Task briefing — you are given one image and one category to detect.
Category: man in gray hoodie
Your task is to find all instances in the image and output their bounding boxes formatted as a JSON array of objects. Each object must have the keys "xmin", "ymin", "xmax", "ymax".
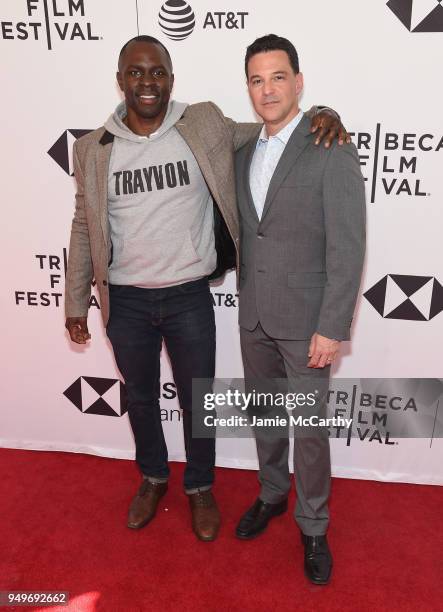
[{"xmin": 65, "ymin": 35, "xmax": 347, "ymax": 542}]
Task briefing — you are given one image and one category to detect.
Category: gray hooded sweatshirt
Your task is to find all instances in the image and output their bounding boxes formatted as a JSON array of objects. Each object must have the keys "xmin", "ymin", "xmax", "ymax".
[{"xmin": 104, "ymin": 100, "xmax": 216, "ymax": 288}]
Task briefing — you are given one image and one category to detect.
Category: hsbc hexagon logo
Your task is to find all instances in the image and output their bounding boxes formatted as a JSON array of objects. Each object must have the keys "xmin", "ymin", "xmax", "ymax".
[
  {"xmin": 387, "ymin": 0, "xmax": 443, "ymax": 32},
  {"xmin": 47, "ymin": 129, "xmax": 91, "ymax": 175},
  {"xmin": 364, "ymin": 274, "xmax": 443, "ymax": 321},
  {"xmin": 64, "ymin": 377, "xmax": 127, "ymax": 417}
]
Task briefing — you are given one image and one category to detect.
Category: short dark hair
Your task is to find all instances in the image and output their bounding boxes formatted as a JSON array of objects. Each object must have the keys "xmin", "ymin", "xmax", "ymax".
[
  {"xmin": 118, "ymin": 35, "xmax": 172, "ymax": 70},
  {"xmin": 245, "ymin": 34, "xmax": 299, "ymax": 78}
]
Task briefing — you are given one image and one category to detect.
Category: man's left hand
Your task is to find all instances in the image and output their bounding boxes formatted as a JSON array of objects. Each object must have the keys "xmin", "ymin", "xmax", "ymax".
[
  {"xmin": 307, "ymin": 333, "xmax": 340, "ymax": 368},
  {"xmin": 310, "ymin": 110, "xmax": 351, "ymax": 148}
]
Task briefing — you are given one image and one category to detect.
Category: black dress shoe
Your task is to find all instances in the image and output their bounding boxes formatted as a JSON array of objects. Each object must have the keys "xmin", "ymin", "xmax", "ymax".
[
  {"xmin": 236, "ymin": 498, "xmax": 288, "ymax": 540},
  {"xmin": 301, "ymin": 533, "xmax": 333, "ymax": 585}
]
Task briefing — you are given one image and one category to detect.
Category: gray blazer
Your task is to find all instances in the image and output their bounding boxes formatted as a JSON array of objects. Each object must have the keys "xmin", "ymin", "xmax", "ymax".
[
  {"xmin": 236, "ymin": 114, "xmax": 366, "ymax": 341},
  {"xmin": 65, "ymin": 102, "xmax": 261, "ymax": 326}
]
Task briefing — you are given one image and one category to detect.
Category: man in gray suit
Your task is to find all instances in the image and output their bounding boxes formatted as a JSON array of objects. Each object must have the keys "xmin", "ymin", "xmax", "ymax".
[
  {"xmin": 65, "ymin": 35, "xmax": 346, "ymax": 543},
  {"xmin": 235, "ymin": 35, "xmax": 366, "ymax": 583}
]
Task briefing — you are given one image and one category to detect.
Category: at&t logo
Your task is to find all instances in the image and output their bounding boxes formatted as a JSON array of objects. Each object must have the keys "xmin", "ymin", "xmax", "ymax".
[
  {"xmin": 157, "ymin": 0, "xmax": 248, "ymax": 41},
  {"xmin": 158, "ymin": 0, "xmax": 195, "ymax": 41}
]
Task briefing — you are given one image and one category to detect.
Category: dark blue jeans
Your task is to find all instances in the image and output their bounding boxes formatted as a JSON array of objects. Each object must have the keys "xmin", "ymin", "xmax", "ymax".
[{"xmin": 106, "ymin": 278, "xmax": 216, "ymax": 491}]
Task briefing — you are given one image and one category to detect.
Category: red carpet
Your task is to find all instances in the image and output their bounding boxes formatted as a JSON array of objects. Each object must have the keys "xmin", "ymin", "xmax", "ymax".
[{"xmin": 0, "ymin": 448, "xmax": 441, "ymax": 612}]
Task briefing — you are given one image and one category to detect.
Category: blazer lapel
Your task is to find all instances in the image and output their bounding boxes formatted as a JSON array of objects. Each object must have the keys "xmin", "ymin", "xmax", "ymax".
[
  {"xmin": 175, "ymin": 121, "xmax": 220, "ymax": 202},
  {"xmin": 242, "ymin": 132, "xmax": 261, "ymax": 224},
  {"xmin": 95, "ymin": 139, "xmax": 113, "ymax": 244},
  {"xmin": 260, "ymin": 114, "xmax": 311, "ymax": 222}
]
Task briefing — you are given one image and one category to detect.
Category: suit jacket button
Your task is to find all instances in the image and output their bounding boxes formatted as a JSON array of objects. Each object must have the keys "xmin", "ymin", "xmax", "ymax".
[{"xmin": 257, "ymin": 233, "xmax": 264, "ymax": 239}]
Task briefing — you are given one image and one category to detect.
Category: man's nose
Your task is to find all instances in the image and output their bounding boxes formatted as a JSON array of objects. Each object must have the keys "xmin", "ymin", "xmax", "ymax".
[
  {"xmin": 262, "ymin": 79, "xmax": 275, "ymax": 96},
  {"xmin": 140, "ymin": 72, "xmax": 154, "ymax": 86}
]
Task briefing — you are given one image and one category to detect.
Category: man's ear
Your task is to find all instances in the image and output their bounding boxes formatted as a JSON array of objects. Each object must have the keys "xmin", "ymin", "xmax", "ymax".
[
  {"xmin": 116, "ymin": 71, "xmax": 123, "ymax": 92},
  {"xmin": 295, "ymin": 72, "xmax": 304, "ymax": 96}
]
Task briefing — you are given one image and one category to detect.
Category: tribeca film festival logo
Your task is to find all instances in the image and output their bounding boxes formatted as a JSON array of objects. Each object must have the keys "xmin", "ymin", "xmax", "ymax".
[
  {"xmin": 349, "ymin": 127, "xmax": 442, "ymax": 203},
  {"xmin": 387, "ymin": 0, "xmax": 443, "ymax": 32},
  {"xmin": 364, "ymin": 274, "xmax": 443, "ymax": 321},
  {"xmin": 157, "ymin": 0, "xmax": 248, "ymax": 41},
  {"xmin": 306, "ymin": 385, "xmax": 420, "ymax": 445},
  {"xmin": 64, "ymin": 378, "xmax": 180, "ymax": 419},
  {"xmin": 326, "ymin": 379, "xmax": 443, "ymax": 446},
  {"xmin": 327, "ymin": 386, "xmax": 403, "ymax": 445},
  {"xmin": 1, "ymin": 0, "xmax": 102, "ymax": 50},
  {"xmin": 14, "ymin": 249, "xmax": 102, "ymax": 309},
  {"xmin": 15, "ymin": 251, "xmax": 67, "ymax": 307}
]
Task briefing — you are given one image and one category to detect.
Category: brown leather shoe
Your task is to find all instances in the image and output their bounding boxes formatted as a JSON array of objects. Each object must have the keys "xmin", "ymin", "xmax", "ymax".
[
  {"xmin": 188, "ymin": 490, "xmax": 221, "ymax": 541},
  {"xmin": 127, "ymin": 480, "xmax": 168, "ymax": 529}
]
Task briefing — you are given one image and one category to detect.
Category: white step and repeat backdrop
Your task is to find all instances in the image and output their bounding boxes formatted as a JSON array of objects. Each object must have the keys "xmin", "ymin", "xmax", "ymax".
[{"xmin": 1, "ymin": 0, "xmax": 442, "ymax": 485}]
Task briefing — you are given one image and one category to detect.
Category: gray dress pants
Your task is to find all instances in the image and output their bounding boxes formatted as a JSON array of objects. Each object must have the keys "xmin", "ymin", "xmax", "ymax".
[{"xmin": 240, "ymin": 323, "xmax": 331, "ymax": 536}]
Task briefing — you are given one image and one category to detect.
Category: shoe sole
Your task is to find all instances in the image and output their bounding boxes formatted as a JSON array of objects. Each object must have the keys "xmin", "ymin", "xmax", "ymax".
[
  {"xmin": 193, "ymin": 529, "xmax": 219, "ymax": 542},
  {"xmin": 235, "ymin": 525, "xmax": 268, "ymax": 540},
  {"xmin": 303, "ymin": 568, "xmax": 332, "ymax": 586},
  {"xmin": 235, "ymin": 504, "xmax": 288, "ymax": 540},
  {"xmin": 127, "ymin": 515, "xmax": 154, "ymax": 530}
]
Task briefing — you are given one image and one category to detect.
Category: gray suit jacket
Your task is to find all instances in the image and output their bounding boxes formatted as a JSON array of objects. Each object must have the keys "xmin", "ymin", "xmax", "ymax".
[
  {"xmin": 65, "ymin": 102, "xmax": 261, "ymax": 326},
  {"xmin": 236, "ymin": 114, "xmax": 366, "ymax": 341}
]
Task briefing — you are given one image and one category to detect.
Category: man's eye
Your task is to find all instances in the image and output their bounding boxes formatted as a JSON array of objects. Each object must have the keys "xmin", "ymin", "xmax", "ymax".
[
  {"xmin": 154, "ymin": 70, "xmax": 165, "ymax": 77},
  {"xmin": 252, "ymin": 79, "xmax": 261, "ymax": 86},
  {"xmin": 274, "ymin": 75, "xmax": 284, "ymax": 81},
  {"xmin": 130, "ymin": 70, "xmax": 141, "ymax": 77}
]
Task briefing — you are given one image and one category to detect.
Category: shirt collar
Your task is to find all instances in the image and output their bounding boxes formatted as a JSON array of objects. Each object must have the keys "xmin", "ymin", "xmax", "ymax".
[{"xmin": 257, "ymin": 109, "xmax": 304, "ymax": 147}]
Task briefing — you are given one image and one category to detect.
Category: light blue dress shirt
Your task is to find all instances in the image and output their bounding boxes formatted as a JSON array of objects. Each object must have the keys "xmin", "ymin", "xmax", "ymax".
[{"xmin": 250, "ymin": 110, "xmax": 304, "ymax": 219}]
